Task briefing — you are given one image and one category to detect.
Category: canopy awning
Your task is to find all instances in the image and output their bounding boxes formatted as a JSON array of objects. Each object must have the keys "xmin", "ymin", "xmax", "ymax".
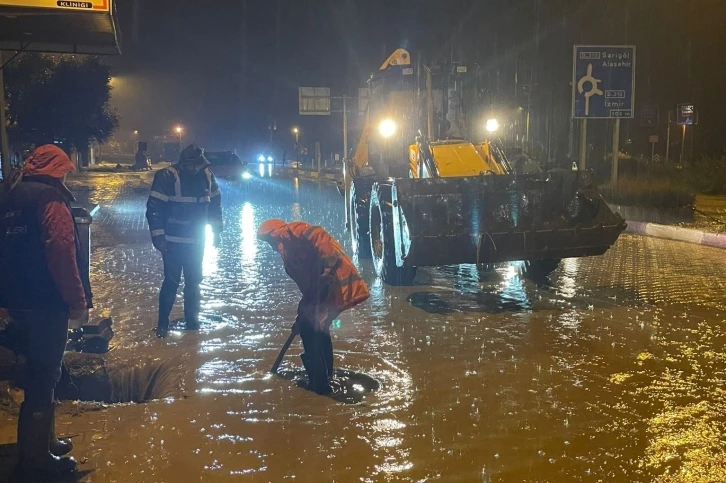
[{"xmin": 0, "ymin": 1, "xmax": 120, "ymax": 55}]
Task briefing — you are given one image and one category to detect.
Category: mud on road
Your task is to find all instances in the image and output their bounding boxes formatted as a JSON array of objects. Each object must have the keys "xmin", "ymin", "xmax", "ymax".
[{"xmin": 1, "ymin": 171, "xmax": 726, "ymax": 482}]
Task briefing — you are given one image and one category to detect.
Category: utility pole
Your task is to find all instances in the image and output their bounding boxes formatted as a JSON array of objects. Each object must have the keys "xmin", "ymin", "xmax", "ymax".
[
  {"xmin": 665, "ymin": 111, "xmax": 672, "ymax": 163},
  {"xmin": 0, "ymin": 51, "xmax": 11, "ymax": 180},
  {"xmin": 342, "ymin": 95, "xmax": 348, "ymax": 160}
]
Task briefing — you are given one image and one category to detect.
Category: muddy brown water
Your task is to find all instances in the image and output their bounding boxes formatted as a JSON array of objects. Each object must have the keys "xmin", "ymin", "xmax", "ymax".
[{"xmin": 1, "ymin": 173, "xmax": 725, "ymax": 482}]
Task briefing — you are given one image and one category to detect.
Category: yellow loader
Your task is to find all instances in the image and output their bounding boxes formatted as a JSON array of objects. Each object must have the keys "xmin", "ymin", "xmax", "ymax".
[{"xmin": 342, "ymin": 49, "xmax": 625, "ymax": 285}]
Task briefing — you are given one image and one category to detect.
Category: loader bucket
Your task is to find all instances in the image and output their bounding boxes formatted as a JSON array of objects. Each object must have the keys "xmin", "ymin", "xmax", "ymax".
[{"xmin": 388, "ymin": 170, "xmax": 626, "ymax": 267}]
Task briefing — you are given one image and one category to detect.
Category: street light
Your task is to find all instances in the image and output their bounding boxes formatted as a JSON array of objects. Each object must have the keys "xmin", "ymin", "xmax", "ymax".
[
  {"xmin": 291, "ymin": 127, "xmax": 300, "ymax": 169},
  {"xmin": 174, "ymin": 125, "xmax": 184, "ymax": 144}
]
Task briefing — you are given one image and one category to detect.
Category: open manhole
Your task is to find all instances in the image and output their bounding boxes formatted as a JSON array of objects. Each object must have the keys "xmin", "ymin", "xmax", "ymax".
[
  {"xmin": 276, "ymin": 367, "xmax": 380, "ymax": 404},
  {"xmin": 55, "ymin": 353, "xmax": 183, "ymax": 404}
]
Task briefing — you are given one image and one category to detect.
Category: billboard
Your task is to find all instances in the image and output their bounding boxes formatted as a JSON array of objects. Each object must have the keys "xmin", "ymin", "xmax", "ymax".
[
  {"xmin": 299, "ymin": 87, "xmax": 331, "ymax": 116},
  {"xmin": 0, "ymin": 0, "xmax": 110, "ymax": 11},
  {"xmin": 677, "ymin": 104, "xmax": 698, "ymax": 126},
  {"xmin": 572, "ymin": 45, "xmax": 636, "ymax": 119}
]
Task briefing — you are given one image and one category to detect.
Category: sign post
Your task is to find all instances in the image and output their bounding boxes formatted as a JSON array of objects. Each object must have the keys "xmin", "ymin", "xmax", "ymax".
[
  {"xmin": 573, "ymin": 45, "xmax": 636, "ymax": 181},
  {"xmin": 677, "ymin": 104, "xmax": 697, "ymax": 165},
  {"xmin": 649, "ymin": 134, "xmax": 659, "ymax": 162}
]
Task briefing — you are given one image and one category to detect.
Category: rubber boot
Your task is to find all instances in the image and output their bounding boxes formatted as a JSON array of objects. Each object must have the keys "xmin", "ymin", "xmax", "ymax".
[
  {"xmin": 300, "ymin": 353, "xmax": 331, "ymax": 395},
  {"xmin": 17, "ymin": 404, "xmax": 76, "ymax": 477},
  {"xmin": 49, "ymin": 403, "xmax": 73, "ymax": 457},
  {"xmin": 183, "ymin": 285, "xmax": 200, "ymax": 330},
  {"xmin": 321, "ymin": 332, "xmax": 334, "ymax": 379},
  {"xmin": 157, "ymin": 288, "xmax": 175, "ymax": 338}
]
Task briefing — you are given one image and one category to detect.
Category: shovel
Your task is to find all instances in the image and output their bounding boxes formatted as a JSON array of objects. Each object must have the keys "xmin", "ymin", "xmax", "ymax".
[{"xmin": 270, "ymin": 323, "xmax": 300, "ymax": 374}]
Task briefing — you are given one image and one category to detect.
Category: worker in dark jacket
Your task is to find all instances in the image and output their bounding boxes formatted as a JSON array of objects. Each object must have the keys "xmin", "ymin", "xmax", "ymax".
[
  {"xmin": 146, "ymin": 144, "xmax": 223, "ymax": 338},
  {"xmin": 0, "ymin": 145, "xmax": 92, "ymax": 476}
]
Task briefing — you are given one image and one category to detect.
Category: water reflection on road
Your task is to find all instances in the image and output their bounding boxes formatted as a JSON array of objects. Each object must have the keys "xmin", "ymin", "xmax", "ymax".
[{"xmin": 12, "ymin": 173, "xmax": 726, "ymax": 482}]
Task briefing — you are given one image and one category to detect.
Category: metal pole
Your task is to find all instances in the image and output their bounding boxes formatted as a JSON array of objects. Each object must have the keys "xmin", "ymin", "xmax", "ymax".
[
  {"xmin": 343, "ymin": 95, "xmax": 348, "ymax": 161},
  {"xmin": 679, "ymin": 125, "xmax": 686, "ymax": 164},
  {"xmin": 611, "ymin": 119, "xmax": 620, "ymax": 184},
  {"xmin": 578, "ymin": 118, "xmax": 587, "ymax": 170},
  {"xmin": 0, "ymin": 51, "xmax": 11, "ymax": 180},
  {"xmin": 690, "ymin": 123, "xmax": 695, "ymax": 164},
  {"xmin": 315, "ymin": 141, "xmax": 321, "ymax": 174},
  {"xmin": 651, "ymin": 140, "xmax": 655, "ymax": 163},
  {"xmin": 665, "ymin": 111, "xmax": 671, "ymax": 163},
  {"xmin": 426, "ymin": 67, "xmax": 434, "ymax": 139}
]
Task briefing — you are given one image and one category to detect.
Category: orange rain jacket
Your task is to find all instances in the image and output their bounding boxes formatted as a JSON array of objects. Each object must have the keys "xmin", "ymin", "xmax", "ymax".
[{"xmin": 258, "ymin": 219, "xmax": 370, "ymax": 328}]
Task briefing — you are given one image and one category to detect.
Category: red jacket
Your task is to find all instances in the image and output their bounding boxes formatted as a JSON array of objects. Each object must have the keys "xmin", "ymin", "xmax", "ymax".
[
  {"xmin": 22, "ymin": 146, "xmax": 87, "ymax": 312},
  {"xmin": 258, "ymin": 220, "xmax": 370, "ymax": 325}
]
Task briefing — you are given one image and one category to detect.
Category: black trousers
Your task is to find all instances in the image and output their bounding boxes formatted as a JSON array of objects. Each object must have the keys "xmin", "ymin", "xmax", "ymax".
[
  {"xmin": 159, "ymin": 242, "xmax": 205, "ymax": 326},
  {"xmin": 9, "ymin": 309, "xmax": 69, "ymax": 411},
  {"xmin": 296, "ymin": 289, "xmax": 336, "ymax": 393}
]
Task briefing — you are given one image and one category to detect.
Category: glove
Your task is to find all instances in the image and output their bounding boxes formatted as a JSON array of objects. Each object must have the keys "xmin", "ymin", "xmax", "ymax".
[
  {"xmin": 152, "ymin": 235, "xmax": 166, "ymax": 253},
  {"xmin": 213, "ymin": 232, "xmax": 222, "ymax": 248}
]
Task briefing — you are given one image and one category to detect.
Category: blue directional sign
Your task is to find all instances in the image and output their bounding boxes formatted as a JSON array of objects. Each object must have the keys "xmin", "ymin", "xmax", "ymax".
[
  {"xmin": 572, "ymin": 45, "xmax": 636, "ymax": 119},
  {"xmin": 641, "ymin": 105, "xmax": 659, "ymax": 127}
]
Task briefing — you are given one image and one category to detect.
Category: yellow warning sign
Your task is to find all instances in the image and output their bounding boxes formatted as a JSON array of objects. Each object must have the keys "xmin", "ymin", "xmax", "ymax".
[{"xmin": 0, "ymin": 0, "xmax": 110, "ymax": 11}]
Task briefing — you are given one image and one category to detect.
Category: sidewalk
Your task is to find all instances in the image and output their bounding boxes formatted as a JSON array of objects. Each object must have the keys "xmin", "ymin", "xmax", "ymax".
[{"xmin": 616, "ymin": 194, "xmax": 726, "ymax": 249}]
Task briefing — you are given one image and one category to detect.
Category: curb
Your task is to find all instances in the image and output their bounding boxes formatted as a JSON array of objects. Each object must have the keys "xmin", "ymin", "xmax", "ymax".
[
  {"xmin": 274, "ymin": 167, "xmax": 339, "ymax": 182},
  {"xmin": 625, "ymin": 221, "xmax": 726, "ymax": 249}
]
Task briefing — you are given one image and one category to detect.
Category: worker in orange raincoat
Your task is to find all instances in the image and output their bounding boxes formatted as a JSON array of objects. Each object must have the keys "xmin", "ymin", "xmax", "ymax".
[{"xmin": 258, "ymin": 219, "xmax": 370, "ymax": 394}]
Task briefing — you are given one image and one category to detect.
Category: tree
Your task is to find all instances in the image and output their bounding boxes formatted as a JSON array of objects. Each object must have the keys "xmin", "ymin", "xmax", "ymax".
[{"xmin": 4, "ymin": 54, "xmax": 119, "ymax": 152}]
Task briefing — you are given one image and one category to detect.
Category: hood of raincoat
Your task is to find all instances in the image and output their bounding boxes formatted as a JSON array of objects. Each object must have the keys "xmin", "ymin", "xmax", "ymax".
[
  {"xmin": 257, "ymin": 219, "xmax": 288, "ymax": 245},
  {"xmin": 21, "ymin": 145, "xmax": 76, "ymax": 201},
  {"xmin": 23, "ymin": 145, "xmax": 75, "ymax": 178}
]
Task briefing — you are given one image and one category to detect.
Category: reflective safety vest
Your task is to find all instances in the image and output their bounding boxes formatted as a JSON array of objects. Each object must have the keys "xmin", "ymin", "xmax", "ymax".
[
  {"xmin": 146, "ymin": 164, "xmax": 223, "ymax": 245},
  {"xmin": 259, "ymin": 220, "xmax": 370, "ymax": 318}
]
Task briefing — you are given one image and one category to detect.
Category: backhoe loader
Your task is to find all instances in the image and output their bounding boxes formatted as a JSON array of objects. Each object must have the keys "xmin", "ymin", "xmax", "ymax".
[{"xmin": 342, "ymin": 49, "xmax": 625, "ymax": 286}]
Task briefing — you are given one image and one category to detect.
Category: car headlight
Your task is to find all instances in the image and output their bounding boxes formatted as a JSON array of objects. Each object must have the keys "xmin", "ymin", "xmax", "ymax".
[
  {"xmin": 257, "ymin": 155, "xmax": 265, "ymax": 162},
  {"xmin": 378, "ymin": 119, "xmax": 397, "ymax": 138},
  {"xmin": 242, "ymin": 171, "xmax": 252, "ymax": 180},
  {"xmin": 267, "ymin": 156, "xmax": 273, "ymax": 162}
]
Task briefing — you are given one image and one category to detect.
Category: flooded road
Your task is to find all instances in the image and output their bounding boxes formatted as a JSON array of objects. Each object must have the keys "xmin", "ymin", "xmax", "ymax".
[{"xmin": 3, "ymin": 171, "xmax": 726, "ymax": 482}]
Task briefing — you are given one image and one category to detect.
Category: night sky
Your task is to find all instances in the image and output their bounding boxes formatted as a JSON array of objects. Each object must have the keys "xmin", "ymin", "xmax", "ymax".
[{"xmin": 109, "ymin": 0, "xmax": 726, "ymax": 164}]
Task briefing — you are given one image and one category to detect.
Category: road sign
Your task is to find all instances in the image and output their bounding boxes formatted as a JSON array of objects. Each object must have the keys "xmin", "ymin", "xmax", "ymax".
[
  {"xmin": 649, "ymin": 135, "xmax": 659, "ymax": 143},
  {"xmin": 299, "ymin": 87, "xmax": 331, "ymax": 116},
  {"xmin": 0, "ymin": 0, "xmax": 110, "ymax": 11},
  {"xmin": 653, "ymin": 153, "xmax": 661, "ymax": 163},
  {"xmin": 572, "ymin": 45, "xmax": 636, "ymax": 119},
  {"xmin": 677, "ymin": 104, "xmax": 698, "ymax": 125},
  {"xmin": 641, "ymin": 105, "xmax": 659, "ymax": 127}
]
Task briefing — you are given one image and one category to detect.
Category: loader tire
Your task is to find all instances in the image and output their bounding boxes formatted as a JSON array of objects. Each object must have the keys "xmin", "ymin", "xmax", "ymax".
[
  {"xmin": 369, "ymin": 183, "xmax": 417, "ymax": 286},
  {"xmin": 350, "ymin": 178, "xmax": 373, "ymax": 259},
  {"xmin": 521, "ymin": 259, "xmax": 560, "ymax": 281}
]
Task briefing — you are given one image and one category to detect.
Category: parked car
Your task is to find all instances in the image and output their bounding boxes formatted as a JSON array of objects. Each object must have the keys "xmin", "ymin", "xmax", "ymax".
[{"xmin": 205, "ymin": 151, "xmax": 249, "ymax": 179}]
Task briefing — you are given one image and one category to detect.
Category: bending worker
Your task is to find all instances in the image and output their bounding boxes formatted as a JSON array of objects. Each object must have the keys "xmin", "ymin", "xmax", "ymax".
[
  {"xmin": 0, "ymin": 145, "xmax": 93, "ymax": 476},
  {"xmin": 146, "ymin": 144, "xmax": 223, "ymax": 337},
  {"xmin": 258, "ymin": 219, "xmax": 369, "ymax": 394}
]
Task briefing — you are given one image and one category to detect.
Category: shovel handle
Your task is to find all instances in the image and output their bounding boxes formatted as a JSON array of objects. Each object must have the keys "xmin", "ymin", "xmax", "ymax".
[{"xmin": 270, "ymin": 327, "xmax": 299, "ymax": 374}]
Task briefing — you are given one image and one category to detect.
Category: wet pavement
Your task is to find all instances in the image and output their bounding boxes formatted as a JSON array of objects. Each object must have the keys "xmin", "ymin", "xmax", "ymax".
[{"xmin": 2, "ymin": 170, "xmax": 726, "ymax": 482}]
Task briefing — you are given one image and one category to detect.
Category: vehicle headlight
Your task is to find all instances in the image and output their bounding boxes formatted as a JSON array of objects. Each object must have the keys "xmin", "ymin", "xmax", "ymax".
[
  {"xmin": 267, "ymin": 156, "xmax": 273, "ymax": 162},
  {"xmin": 485, "ymin": 118, "xmax": 499, "ymax": 133},
  {"xmin": 378, "ymin": 119, "xmax": 397, "ymax": 138},
  {"xmin": 242, "ymin": 171, "xmax": 252, "ymax": 180},
  {"xmin": 257, "ymin": 155, "xmax": 266, "ymax": 162}
]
